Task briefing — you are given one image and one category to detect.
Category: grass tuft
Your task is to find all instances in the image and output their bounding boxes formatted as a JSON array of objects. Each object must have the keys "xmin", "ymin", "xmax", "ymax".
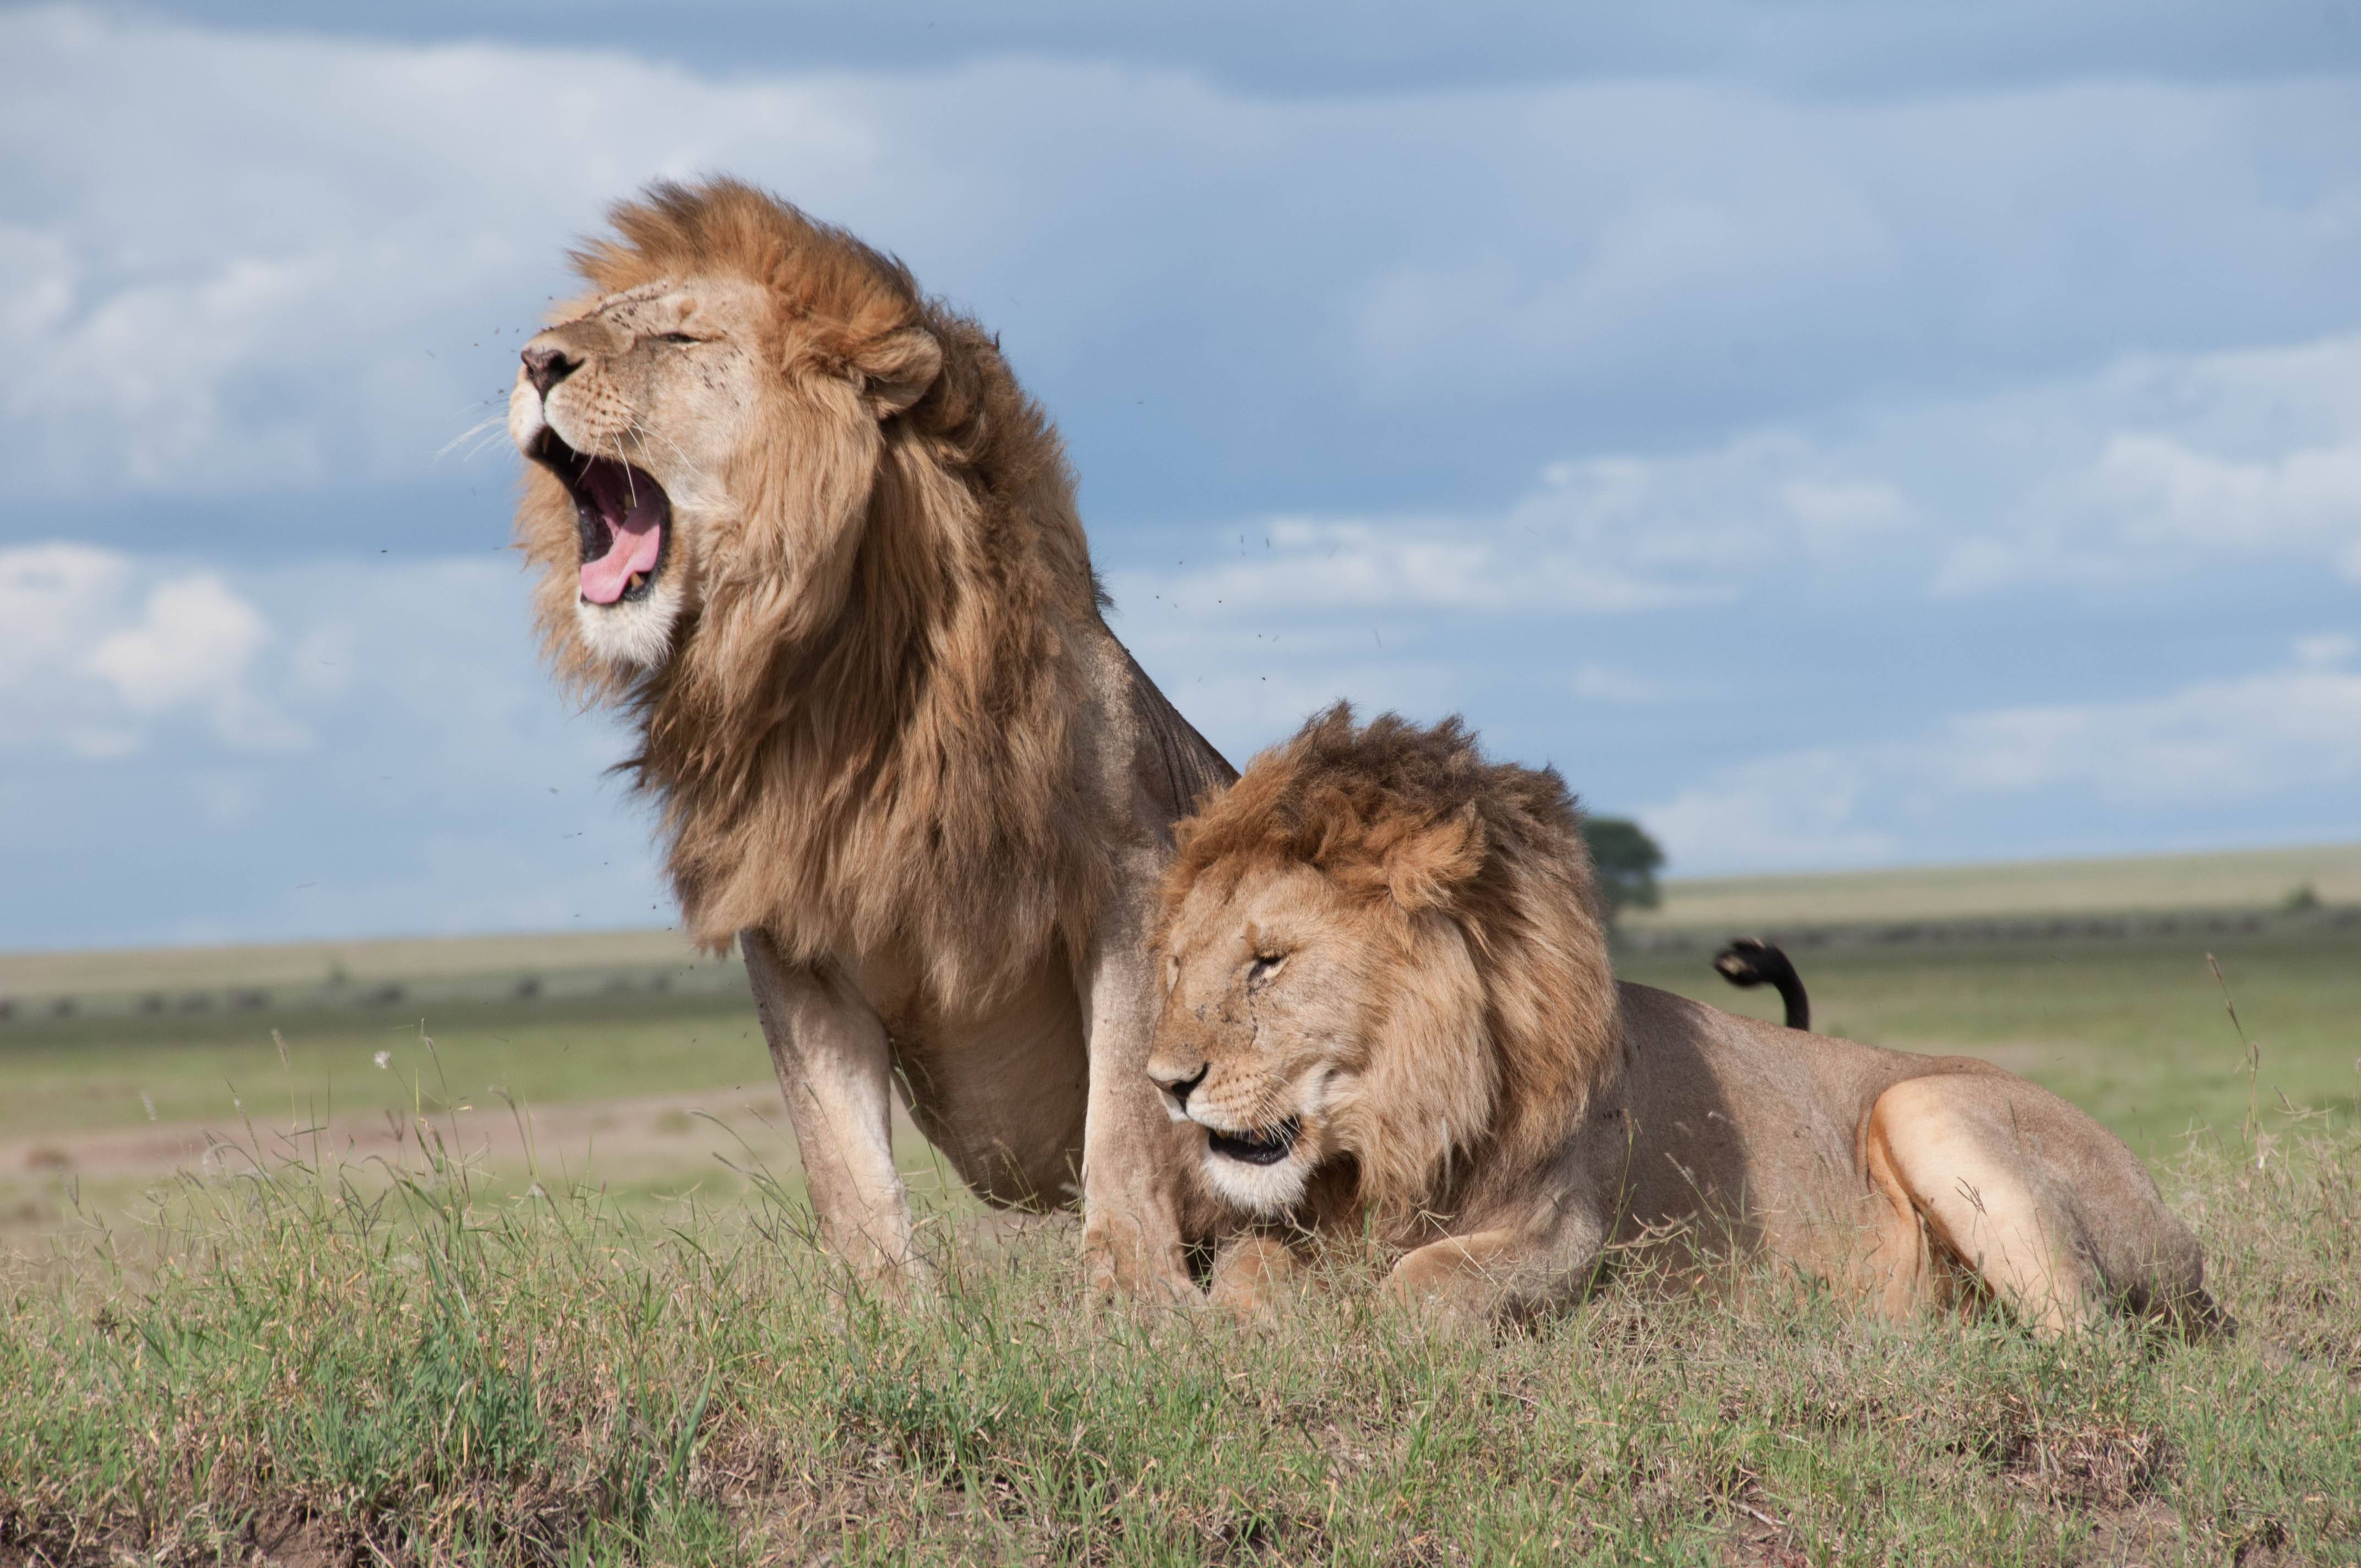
[{"xmin": 2, "ymin": 1122, "xmax": 2356, "ymax": 1566}]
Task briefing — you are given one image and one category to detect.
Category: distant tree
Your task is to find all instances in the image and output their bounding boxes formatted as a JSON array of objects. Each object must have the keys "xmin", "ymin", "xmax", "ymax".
[{"xmin": 1582, "ymin": 816, "xmax": 1664, "ymax": 920}]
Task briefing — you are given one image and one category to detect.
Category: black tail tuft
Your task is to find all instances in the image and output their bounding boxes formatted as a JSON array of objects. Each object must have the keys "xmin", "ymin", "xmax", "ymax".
[{"xmin": 1712, "ymin": 937, "xmax": 1810, "ymax": 1031}]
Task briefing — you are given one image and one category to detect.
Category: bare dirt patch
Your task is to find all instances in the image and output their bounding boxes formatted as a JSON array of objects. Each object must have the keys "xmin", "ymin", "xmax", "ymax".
[
  {"xmin": 0, "ymin": 1084, "xmax": 801, "ymax": 1190},
  {"xmin": 0, "ymin": 1085, "xmax": 871, "ymax": 1244}
]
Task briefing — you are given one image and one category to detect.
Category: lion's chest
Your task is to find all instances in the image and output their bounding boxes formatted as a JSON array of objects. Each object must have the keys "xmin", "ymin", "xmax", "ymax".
[{"xmin": 867, "ymin": 951, "xmax": 1092, "ymax": 1209}]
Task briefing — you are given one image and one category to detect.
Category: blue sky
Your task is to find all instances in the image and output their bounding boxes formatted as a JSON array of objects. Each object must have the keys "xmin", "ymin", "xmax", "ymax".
[{"xmin": 4, "ymin": 2, "xmax": 2359, "ymax": 948}]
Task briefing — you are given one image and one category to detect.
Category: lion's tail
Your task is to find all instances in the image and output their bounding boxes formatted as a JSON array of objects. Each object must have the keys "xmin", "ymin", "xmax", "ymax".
[{"xmin": 1712, "ymin": 937, "xmax": 1810, "ymax": 1031}]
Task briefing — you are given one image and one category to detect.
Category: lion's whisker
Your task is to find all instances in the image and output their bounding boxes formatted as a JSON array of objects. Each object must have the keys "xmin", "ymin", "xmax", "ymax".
[
  {"xmin": 637, "ymin": 421, "xmax": 700, "ymax": 476},
  {"xmin": 630, "ymin": 422, "xmax": 709, "ymax": 490},
  {"xmin": 436, "ymin": 415, "xmax": 508, "ymax": 461},
  {"xmin": 623, "ymin": 427, "xmax": 664, "ymax": 484}
]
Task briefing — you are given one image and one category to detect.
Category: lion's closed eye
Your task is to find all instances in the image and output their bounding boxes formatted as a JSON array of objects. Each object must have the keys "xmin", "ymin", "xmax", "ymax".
[{"xmin": 1247, "ymin": 952, "xmax": 1286, "ymax": 986}]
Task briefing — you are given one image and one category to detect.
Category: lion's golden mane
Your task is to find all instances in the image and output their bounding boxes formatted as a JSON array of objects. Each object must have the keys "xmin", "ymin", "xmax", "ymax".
[
  {"xmin": 1157, "ymin": 706, "xmax": 1622, "ymax": 1229},
  {"xmin": 515, "ymin": 180, "xmax": 1109, "ymax": 1005}
]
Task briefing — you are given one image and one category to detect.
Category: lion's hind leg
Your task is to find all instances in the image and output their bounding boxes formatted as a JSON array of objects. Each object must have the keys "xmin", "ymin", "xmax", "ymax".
[{"xmin": 1866, "ymin": 1075, "xmax": 2109, "ymax": 1336}]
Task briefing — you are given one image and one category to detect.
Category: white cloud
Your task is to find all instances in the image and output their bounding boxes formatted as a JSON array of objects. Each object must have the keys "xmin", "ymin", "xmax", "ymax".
[
  {"xmin": 0, "ymin": 541, "xmax": 667, "ymax": 946},
  {"xmin": 1122, "ymin": 515, "xmax": 1731, "ymax": 618},
  {"xmin": 1777, "ymin": 477, "xmax": 1912, "ymax": 546},
  {"xmin": 1642, "ymin": 652, "xmax": 2361, "ymax": 874},
  {"xmin": 1642, "ymin": 749, "xmax": 1900, "ymax": 872},
  {"xmin": 0, "ymin": 7, "xmax": 886, "ymax": 497},
  {"xmin": 1105, "ymin": 427, "xmax": 1943, "ymax": 624},
  {"xmin": 2091, "ymin": 432, "xmax": 2361, "ymax": 560},
  {"xmin": 0, "ymin": 545, "xmax": 300, "ymax": 756},
  {"xmin": 2293, "ymin": 631, "xmax": 2358, "ymax": 668},
  {"xmin": 88, "ymin": 575, "xmax": 266, "ymax": 710},
  {"xmin": 1929, "ymin": 334, "xmax": 2361, "ymax": 592},
  {"xmin": 0, "ymin": 543, "xmax": 127, "ymax": 665},
  {"xmin": 5, "ymin": 7, "xmax": 2359, "ymax": 515},
  {"xmin": 1180, "ymin": 328, "xmax": 2361, "ymax": 617}
]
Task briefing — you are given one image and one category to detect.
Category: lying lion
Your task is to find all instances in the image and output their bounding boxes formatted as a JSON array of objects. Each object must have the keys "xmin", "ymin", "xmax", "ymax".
[
  {"xmin": 508, "ymin": 179, "xmax": 1230, "ymax": 1297},
  {"xmin": 1147, "ymin": 706, "xmax": 2217, "ymax": 1332}
]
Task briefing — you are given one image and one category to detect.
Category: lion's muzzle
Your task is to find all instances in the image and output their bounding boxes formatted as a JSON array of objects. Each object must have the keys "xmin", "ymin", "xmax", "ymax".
[{"xmin": 1206, "ymin": 1117, "xmax": 1300, "ymax": 1167}]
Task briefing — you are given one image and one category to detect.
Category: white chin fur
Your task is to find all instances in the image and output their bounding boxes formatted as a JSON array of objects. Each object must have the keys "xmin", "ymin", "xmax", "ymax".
[
  {"xmin": 1199, "ymin": 1145, "xmax": 1313, "ymax": 1217},
  {"xmin": 574, "ymin": 573, "xmax": 684, "ymax": 669}
]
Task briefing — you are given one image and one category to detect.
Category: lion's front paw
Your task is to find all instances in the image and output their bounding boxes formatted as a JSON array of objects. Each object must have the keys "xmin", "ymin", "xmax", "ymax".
[
  {"xmin": 1381, "ymin": 1245, "xmax": 1457, "ymax": 1298},
  {"xmin": 1379, "ymin": 1238, "xmax": 1514, "ymax": 1326},
  {"xmin": 1206, "ymin": 1235, "xmax": 1298, "ymax": 1324}
]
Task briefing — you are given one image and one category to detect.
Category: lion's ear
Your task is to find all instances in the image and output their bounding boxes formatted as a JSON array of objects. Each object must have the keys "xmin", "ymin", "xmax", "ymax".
[
  {"xmin": 855, "ymin": 326, "xmax": 942, "ymax": 419},
  {"xmin": 1384, "ymin": 804, "xmax": 1486, "ymax": 912}
]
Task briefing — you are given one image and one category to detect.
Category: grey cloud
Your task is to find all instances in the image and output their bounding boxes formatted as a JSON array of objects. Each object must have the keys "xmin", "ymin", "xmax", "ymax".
[
  {"xmin": 10, "ymin": 10, "xmax": 2361, "ymax": 546},
  {"xmin": 1112, "ymin": 329, "xmax": 2361, "ymax": 629},
  {"xmin": 9, "ymin": 6, "xmax": 2361, "ymax": 938},
  {"xmin": 108, "ymin": 0, "xmax": 2361, "ymax": 96}
]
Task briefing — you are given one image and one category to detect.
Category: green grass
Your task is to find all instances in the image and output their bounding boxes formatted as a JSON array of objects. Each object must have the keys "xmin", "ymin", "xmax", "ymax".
[
  {"xmin": 1, "ymin": 1125, "xmax": 2354, "ymax": 1566},
  {"xmin": 10, "ymin": 923, "xmax": 2354, "ymax": 1158},
  {"xmin": 4, "ymin": 863, "xmax": 2360, "ymax": 1564},
  {"xmin": 0, "ymin": 993, "xmax": 768, "ymax": 1142},
  {"xmin": 1617, "ymin": 923, "xmax": 2361, "ymax": 1156},
  {"xmin": 4, "ymin": 907, "xmax": 2353, "ymax": 1243}
]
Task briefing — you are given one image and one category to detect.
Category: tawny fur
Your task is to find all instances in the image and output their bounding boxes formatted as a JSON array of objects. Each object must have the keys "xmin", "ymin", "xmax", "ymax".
[
  {"xmin": 1151, "ymin": 711, "xmax": 2215, "ymax": 1331},
  {"xmin": 512, "ymin": 180, "xmax": 1233, "ymax": 1295},
  {"xmin": 1154, "ymin": 705, "xmax": 1620, "ymax": 1236},
  {"xmin": 517, "ymin": 179, "xmax": 1107, "ymax": 1007}
]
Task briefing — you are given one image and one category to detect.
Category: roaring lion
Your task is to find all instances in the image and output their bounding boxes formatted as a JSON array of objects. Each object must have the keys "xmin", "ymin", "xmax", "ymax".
[
  {"xmin": 1146, "ymin": 707, "xmax": 2216, "ymax": 1332},
  {"xmin": 507, "ymin": 179, "xmax": 1230, "ymax": 1297}
]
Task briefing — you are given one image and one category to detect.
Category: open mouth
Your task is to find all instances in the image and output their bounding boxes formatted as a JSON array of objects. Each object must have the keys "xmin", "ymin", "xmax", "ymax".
[
  {"xmin": 1206, "ymin": 1117, "xmax": 1301, "ymax": 1167},
  {"xmin": 530, "ymin": 429, "xmax": 670, "ymax": 606}
]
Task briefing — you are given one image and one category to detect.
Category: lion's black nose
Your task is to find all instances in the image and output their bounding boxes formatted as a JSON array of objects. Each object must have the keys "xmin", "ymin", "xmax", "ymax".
[
  {"xmin": 521, "ymin": 343, "xmax": 580, "ymax": 396},
  {"xmin": 1152, "ymin": 1061, "xmax": 1209, "ymax": 1109}
]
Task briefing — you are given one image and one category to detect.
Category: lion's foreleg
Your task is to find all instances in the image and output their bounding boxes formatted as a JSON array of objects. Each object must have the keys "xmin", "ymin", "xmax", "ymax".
[
  {"xmin": 1383, "ymin": 1229, "xmax": 1538, "ymax": 1321},
  {"xmin": 1074, "ymin": 876, "xmax": 1198, "ymax": 1303},
  {"xmin": 742, "ymin": 931, "xmax": 926, "ymax": 1297}
]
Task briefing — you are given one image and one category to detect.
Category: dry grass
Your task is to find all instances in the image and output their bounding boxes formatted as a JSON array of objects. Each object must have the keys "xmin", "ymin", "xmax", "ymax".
[
  {"xmin": 1, "ymin": 1118, "xmax": 2354, "ymax": 1567},
  {"xmin": 3, "ymin": 886, "xmax": 2357, "ymax": 1565},
  {"xmin": 1617, "ymin": 924, "xmax": 2361, "ymax": 1155},
  {"xmin": 1626, "ymin": 842, "xmax": 2361, "ymax": 932}
]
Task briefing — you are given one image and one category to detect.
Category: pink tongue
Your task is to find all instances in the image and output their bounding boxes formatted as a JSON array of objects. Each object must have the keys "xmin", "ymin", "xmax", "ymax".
[{"xmin": 579, "ymin": 514, "xmax": 663, "ymax": 605}]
